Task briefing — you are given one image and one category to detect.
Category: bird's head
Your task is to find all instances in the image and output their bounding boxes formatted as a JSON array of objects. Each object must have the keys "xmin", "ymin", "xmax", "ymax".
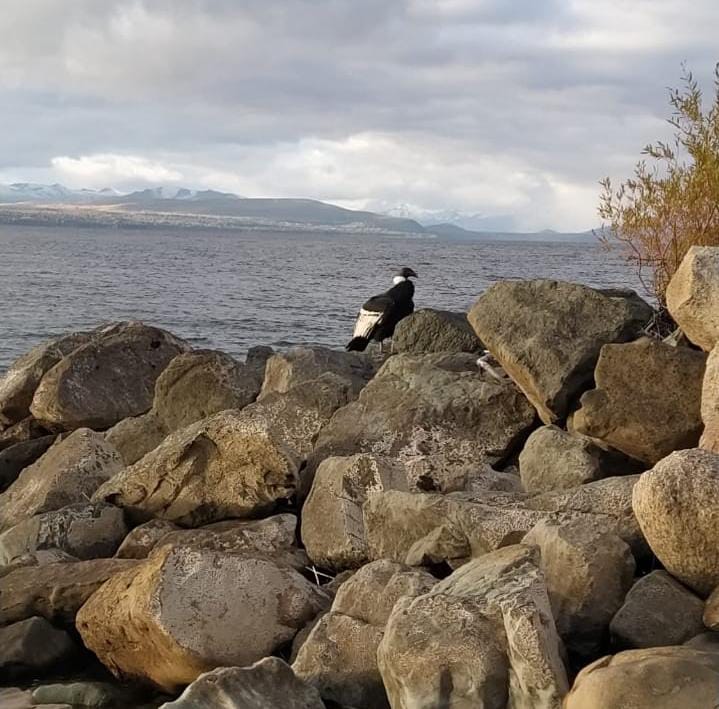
[{"xmin": 393, "ymin": 266, "xmax": 418, "ymax": 284}]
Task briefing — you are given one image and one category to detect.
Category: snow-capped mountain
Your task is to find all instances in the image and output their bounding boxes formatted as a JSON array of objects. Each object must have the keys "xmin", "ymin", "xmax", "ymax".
[
  {"xmin": 382, "ymin": 203, "xmax": 519, "ymax": 232},
  {"xmin": 0, "ymin": 183, "xmax": 121, "ymax": 203}
]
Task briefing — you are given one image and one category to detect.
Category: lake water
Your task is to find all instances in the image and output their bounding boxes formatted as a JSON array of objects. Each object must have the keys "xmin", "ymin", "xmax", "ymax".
[{"xmin": 0, "ymin": 225, "xmax": 643, "ymax": 373}]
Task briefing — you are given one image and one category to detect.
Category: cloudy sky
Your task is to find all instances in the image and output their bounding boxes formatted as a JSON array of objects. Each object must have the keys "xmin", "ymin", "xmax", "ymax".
[{"xmin": 1, "ymin": 0, "xmax": 717, "ymax": 231}]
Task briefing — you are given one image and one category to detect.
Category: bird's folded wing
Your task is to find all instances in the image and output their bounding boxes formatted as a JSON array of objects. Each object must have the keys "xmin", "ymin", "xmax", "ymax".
[{"xmin": 352, "ymin": 307, "xmax": 384, "ymax": 338}]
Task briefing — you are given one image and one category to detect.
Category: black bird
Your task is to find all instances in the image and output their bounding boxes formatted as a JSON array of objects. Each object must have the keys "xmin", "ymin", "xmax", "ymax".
[{"xmin": 346, "ymin": 267, "xmax": 417, "ymax": 352}]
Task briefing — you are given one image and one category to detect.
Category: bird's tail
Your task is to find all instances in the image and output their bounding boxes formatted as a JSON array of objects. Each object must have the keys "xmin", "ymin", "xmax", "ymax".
[{"xmin": 346, "ymin": 336, "xmax": 369, "ymax": 352}]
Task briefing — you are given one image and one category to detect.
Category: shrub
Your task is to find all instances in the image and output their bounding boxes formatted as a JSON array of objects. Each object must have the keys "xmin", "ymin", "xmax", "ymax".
[{"xmin": 599, "ymin": 65, "xmax": 719, "ymax": 305}]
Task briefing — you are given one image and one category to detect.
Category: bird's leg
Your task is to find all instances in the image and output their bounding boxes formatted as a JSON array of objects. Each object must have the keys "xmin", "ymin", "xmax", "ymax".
[{"xmin": 379, "ymin": 340, "xmax": 384, "ymax": 356}]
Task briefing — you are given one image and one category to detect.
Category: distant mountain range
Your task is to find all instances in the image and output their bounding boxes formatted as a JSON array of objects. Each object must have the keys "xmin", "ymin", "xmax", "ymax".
[{"xmin": 0, "ymin": 182, "xmax": 598, "ymax": 242}]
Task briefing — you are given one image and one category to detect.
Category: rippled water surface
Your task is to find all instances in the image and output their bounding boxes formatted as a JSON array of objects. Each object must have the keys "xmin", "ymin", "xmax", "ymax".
[{"xmin": 0, "ymin": 225, "xmax": 643, "ymax": 373}]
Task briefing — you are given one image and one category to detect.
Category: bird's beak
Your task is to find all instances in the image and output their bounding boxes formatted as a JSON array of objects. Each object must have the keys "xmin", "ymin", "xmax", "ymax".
[{"xmin": 409, "ymin": 269, "xmax": 418, "ymax": 278}]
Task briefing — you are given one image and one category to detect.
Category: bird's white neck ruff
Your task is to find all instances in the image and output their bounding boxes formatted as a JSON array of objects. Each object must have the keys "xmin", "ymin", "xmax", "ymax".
[{"xmin": 393, "ymin": 275, "xmax": 408, "ymax": 284}]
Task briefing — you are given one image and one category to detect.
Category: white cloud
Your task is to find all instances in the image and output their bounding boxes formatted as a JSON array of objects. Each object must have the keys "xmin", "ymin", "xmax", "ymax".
[{"xmin": 51, "ymin": 154, "xmax": 183, "ymax": 187}]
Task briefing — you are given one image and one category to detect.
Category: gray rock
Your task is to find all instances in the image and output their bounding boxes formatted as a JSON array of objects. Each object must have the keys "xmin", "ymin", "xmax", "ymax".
[
  {"xmin": 301, "ymin": 454, "xmax": 408, "ymax": 570},
  {"xmin": 0, "ymin": 331, "xmax": 92, "ymax": 426},
  {"xmin": 564, "ymin": 646, "xmax": 719, "ymax": 709},
  {"xmin": 468, "ymin": 279, "xmax": 649, "ymax": 424},
  {"xmin": 293, "ymin": 560, "xmax": 436, "ymax": 708},
  {"xmin": 0, "ymin": 416, "xmax": 54, "ymax": 453},
  {"xmin": 114, "ymin": 519, "xmax": 181, "ymax": 559},
  {"xmin": 94, "ymin": 410, "xmax": 299, "ymax": 526},
  {"xmin": 308, "ymin": 352, "xmax": 536, "ymax": 495},
  {"xmin": 633, "ymin": 448, "xmax": 719, "ymax": 595},
  {"xmin": 0, "ymin": 429, "xmax": 124, "ymax": 531},
  {"xmin": 666, "ymin": 245, "xmax": 719, "ymax": 351},
  {"xmin": 30, "ymin": 322, "xmax": 187, "ymax": 430},
  {"xmin": 160, "ymin": 658, "xmax": 325, "ymax": 709},
  {"xmin": 519, "ymin": 425, "xmax": 640, "ymax": 494},
  {"xmin": 0, "ymin": 503, "xmax": 127, "ymax": 565},
  {"xmin": 0, "ymin": 617, "xmax": 77, "ymax": 680},
  {"xmin": 524, "ymin": 516, "xmax": 635, "ymax": 658},
  {"xmin": 31, "ymin": 682, "xmax": 138, "ymax": 708},
  {"xmin": 610, "ymin": 571, "xmax": 705, "ymax": 648},
  {"xmin": 77, "ymin": 544, "xmax": 329, "ymax": 692},
  {"xmin": 0, "ymin": 434, "xmax": 57, "ymax": 492},
  {"xmin": 702, "ymin": 583, "xmax": 719, "ymax": 631},
  {"xmin": 0, "ymin": 557, "xmax": 138, "ymax": 624},
  {"xmin": 259, "ymin": 346, "xmax": 375, "ymax": 400},
  {"xmin": 392, "ymin": 308, "xmax": 483, "ymax": 354},
  {"xmin": 574, "ymin": 337, "xmax": 706, "ymax": 464}
]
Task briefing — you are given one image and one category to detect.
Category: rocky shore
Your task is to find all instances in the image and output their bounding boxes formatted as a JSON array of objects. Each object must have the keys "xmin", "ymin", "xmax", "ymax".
[{"xmin": 1, "ymin": 245, "xmax": 719, "ymax": 708}]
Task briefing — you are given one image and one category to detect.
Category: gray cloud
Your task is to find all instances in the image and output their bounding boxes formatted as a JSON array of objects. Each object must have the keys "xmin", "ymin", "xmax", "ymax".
[{"xmin": 0, "ymin": 0, "xmax": 717, "ymax": 230}]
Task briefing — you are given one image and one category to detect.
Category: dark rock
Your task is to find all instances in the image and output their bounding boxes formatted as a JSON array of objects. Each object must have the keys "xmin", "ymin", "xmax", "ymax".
[
  {"xmin": 0, "ymin": 434, "xmax": 57, "ymax": 492},
  {"xmin": 392, "ymin": 308, "xmax": 483, "ymax": 354}
]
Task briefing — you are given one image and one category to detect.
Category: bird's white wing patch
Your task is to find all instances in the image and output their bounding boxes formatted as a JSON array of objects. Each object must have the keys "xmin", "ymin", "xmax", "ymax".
[{"xmin": 353, "ymin": 307, "xmax": 383, "ymax": 338}]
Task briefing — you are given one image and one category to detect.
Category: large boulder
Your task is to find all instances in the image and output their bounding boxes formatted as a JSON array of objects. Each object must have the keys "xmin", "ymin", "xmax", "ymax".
[
  {"xmin": 94, "ymin": 410, "xmax": 299, "ymax": 526},
  {"xmin": 301, "ymin": 454, "xmax": 408, "ymax": 570},
  {"xmin": 114, "ymin": 519, "xmax": 180, "ymax": 559},
  {"xmin": 30, "ymin": 322, "xmax": 187, "ymax": 430},
  {"xmin": 573, "ymin": 338, "xmax": 706, "ymax": 464},
  {"xmin": 239, "ymin": 373, "xmax": 353, "ymax": 460},
  {"xmin": 76, "ymin": 544, "xmax": 329, "ymax": 692},
  {"xmin": 666, "ymin": 245, "xmax": 719, "ymax": 351},
  {"xmin": 308, "ymin": 353, "xmax": 536, "ymax": 494},
  {"xmin": 564, "ymin": 646, "xmax": 719, "ymax": 709},
  {"xmin": 378, "ymin": 545, "xmax": 568, "ymax": 709},
  {"xmin": 633, "ymin": 448, "xmax": 719, "ymax": 595},
  {"xmin": 160, "ymin": 658, "xmax": 325, "ymax": 709},
  {"xmin": 392, "ymin": 308, "xmax": 483, "ymax": 354},
  {"xmin": 0, "ymin": 434, "xmax": 57, "ymax": 492},
  {"xmin": 468, "ymin": 280, "xmax": 650, "ymax": 424},
  {"xmin": 153, "ymin": 349, "xmax": 264, "ymax": 432},
  {"xmin": 610, "ymin": 571, "xmax": 705, "ymax": 648},
  {"xmin": 293, "ymin": 560, "xmax": 435, "ymax": 708},
  {"xmin": 523, "ymin": 516, "xmax": 635, "ymax": 658},
  {"xmin": 0, "ymin": 616, "xmax": 78, "ymax": 680},
  {"xmin": 259, "ymin": 346, "xmax": 375, "ymax": 400},
  {"xmin": 0, "ymin": 503, "xmax": 127, "ymax": 565},
  {"xmin": 0, "ymin": 558, "xmax": 138, "ymax": 624},
  {"xmin": 700, "ymin": 343, "xmax": 719, "ymax": 452},
  {"xmin": 519, "ymin": 425, "xmax": 640, "ymax": 494},
  {"xmin": 0, "ymin": 331, "xmax": 93, "ymax": 426},
  {"xmin": 0, "ymin": 429, "xmax": 123, "ymax": 531}
]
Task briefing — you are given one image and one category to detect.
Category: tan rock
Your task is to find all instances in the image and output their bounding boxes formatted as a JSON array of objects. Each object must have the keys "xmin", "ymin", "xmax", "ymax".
[
  {"xmin": 611, "ymin": 571, "xmax": 705, "ymax": 648},
  {"xmin": 524, "ymin": 517, "xmax": 635, "ymax": 658},
  {"xmin": 259, "ymin": 346, "xmax": 375, "ymax": 400},
  {"xmin": 666, "ymin": 245, "xmax": 719, "ymax": 351},
  {"xmin": 76, "ymin": 545, "xmax": 328, "ymax": 691},
  {"xmin": 153, "ymin": 349, "xmax": 263, "ymax": 432},
  {"xmin": 633, "ymin": 448, "xmax": 719, "ymax": 595},
  {"xmin": 0, "ymin": 429, "xmax": 123, "ymax": 530},
  {"xmin": 293, "ymin": 560, "xmax": 435, "ymax": 708},
  {"xmin": 468, "ymin": 280, "xmax": 649, "ymax": 424},
  {"xmin": 564, "ymin": 646, "xmax": 719, "ymax": 709},
  {"xmin": 30, "ymin": 322, "xmax": 187, "ymax": 430},
  {"xmin": 301, "ymin": 454, "xmax": 408, "ymax": 570},
  {"xmin": 0, "ymin": 558, "xmax": 137, "ymax": 624},
  {"xmin": 574, "ymin": 338, "xmax": 706, "ymax": 464},
  {"xmin": 700, "ymin": 343, "xmax": 719, "ymax": 452},
  {"xmin": 702, "ymin": 583, "xmax": 719, "ymax": 630},
  {"xmin": 379, "ymin": 545, "xmax": 568, "ymax": 709},
  {"xmin": 94, "ymin": 410, "xmax": 299, "ymax": 526},
  {"xmin": 104, "ymin": 410, "xmax": 167, "ymax": 466},
  {"xmin": 0, "ymin": 503, "xmax": 127, "ymax": 564},
  {"xmin": 519, "ymin": 424, "xmax": 639, "ymax": 494}
]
